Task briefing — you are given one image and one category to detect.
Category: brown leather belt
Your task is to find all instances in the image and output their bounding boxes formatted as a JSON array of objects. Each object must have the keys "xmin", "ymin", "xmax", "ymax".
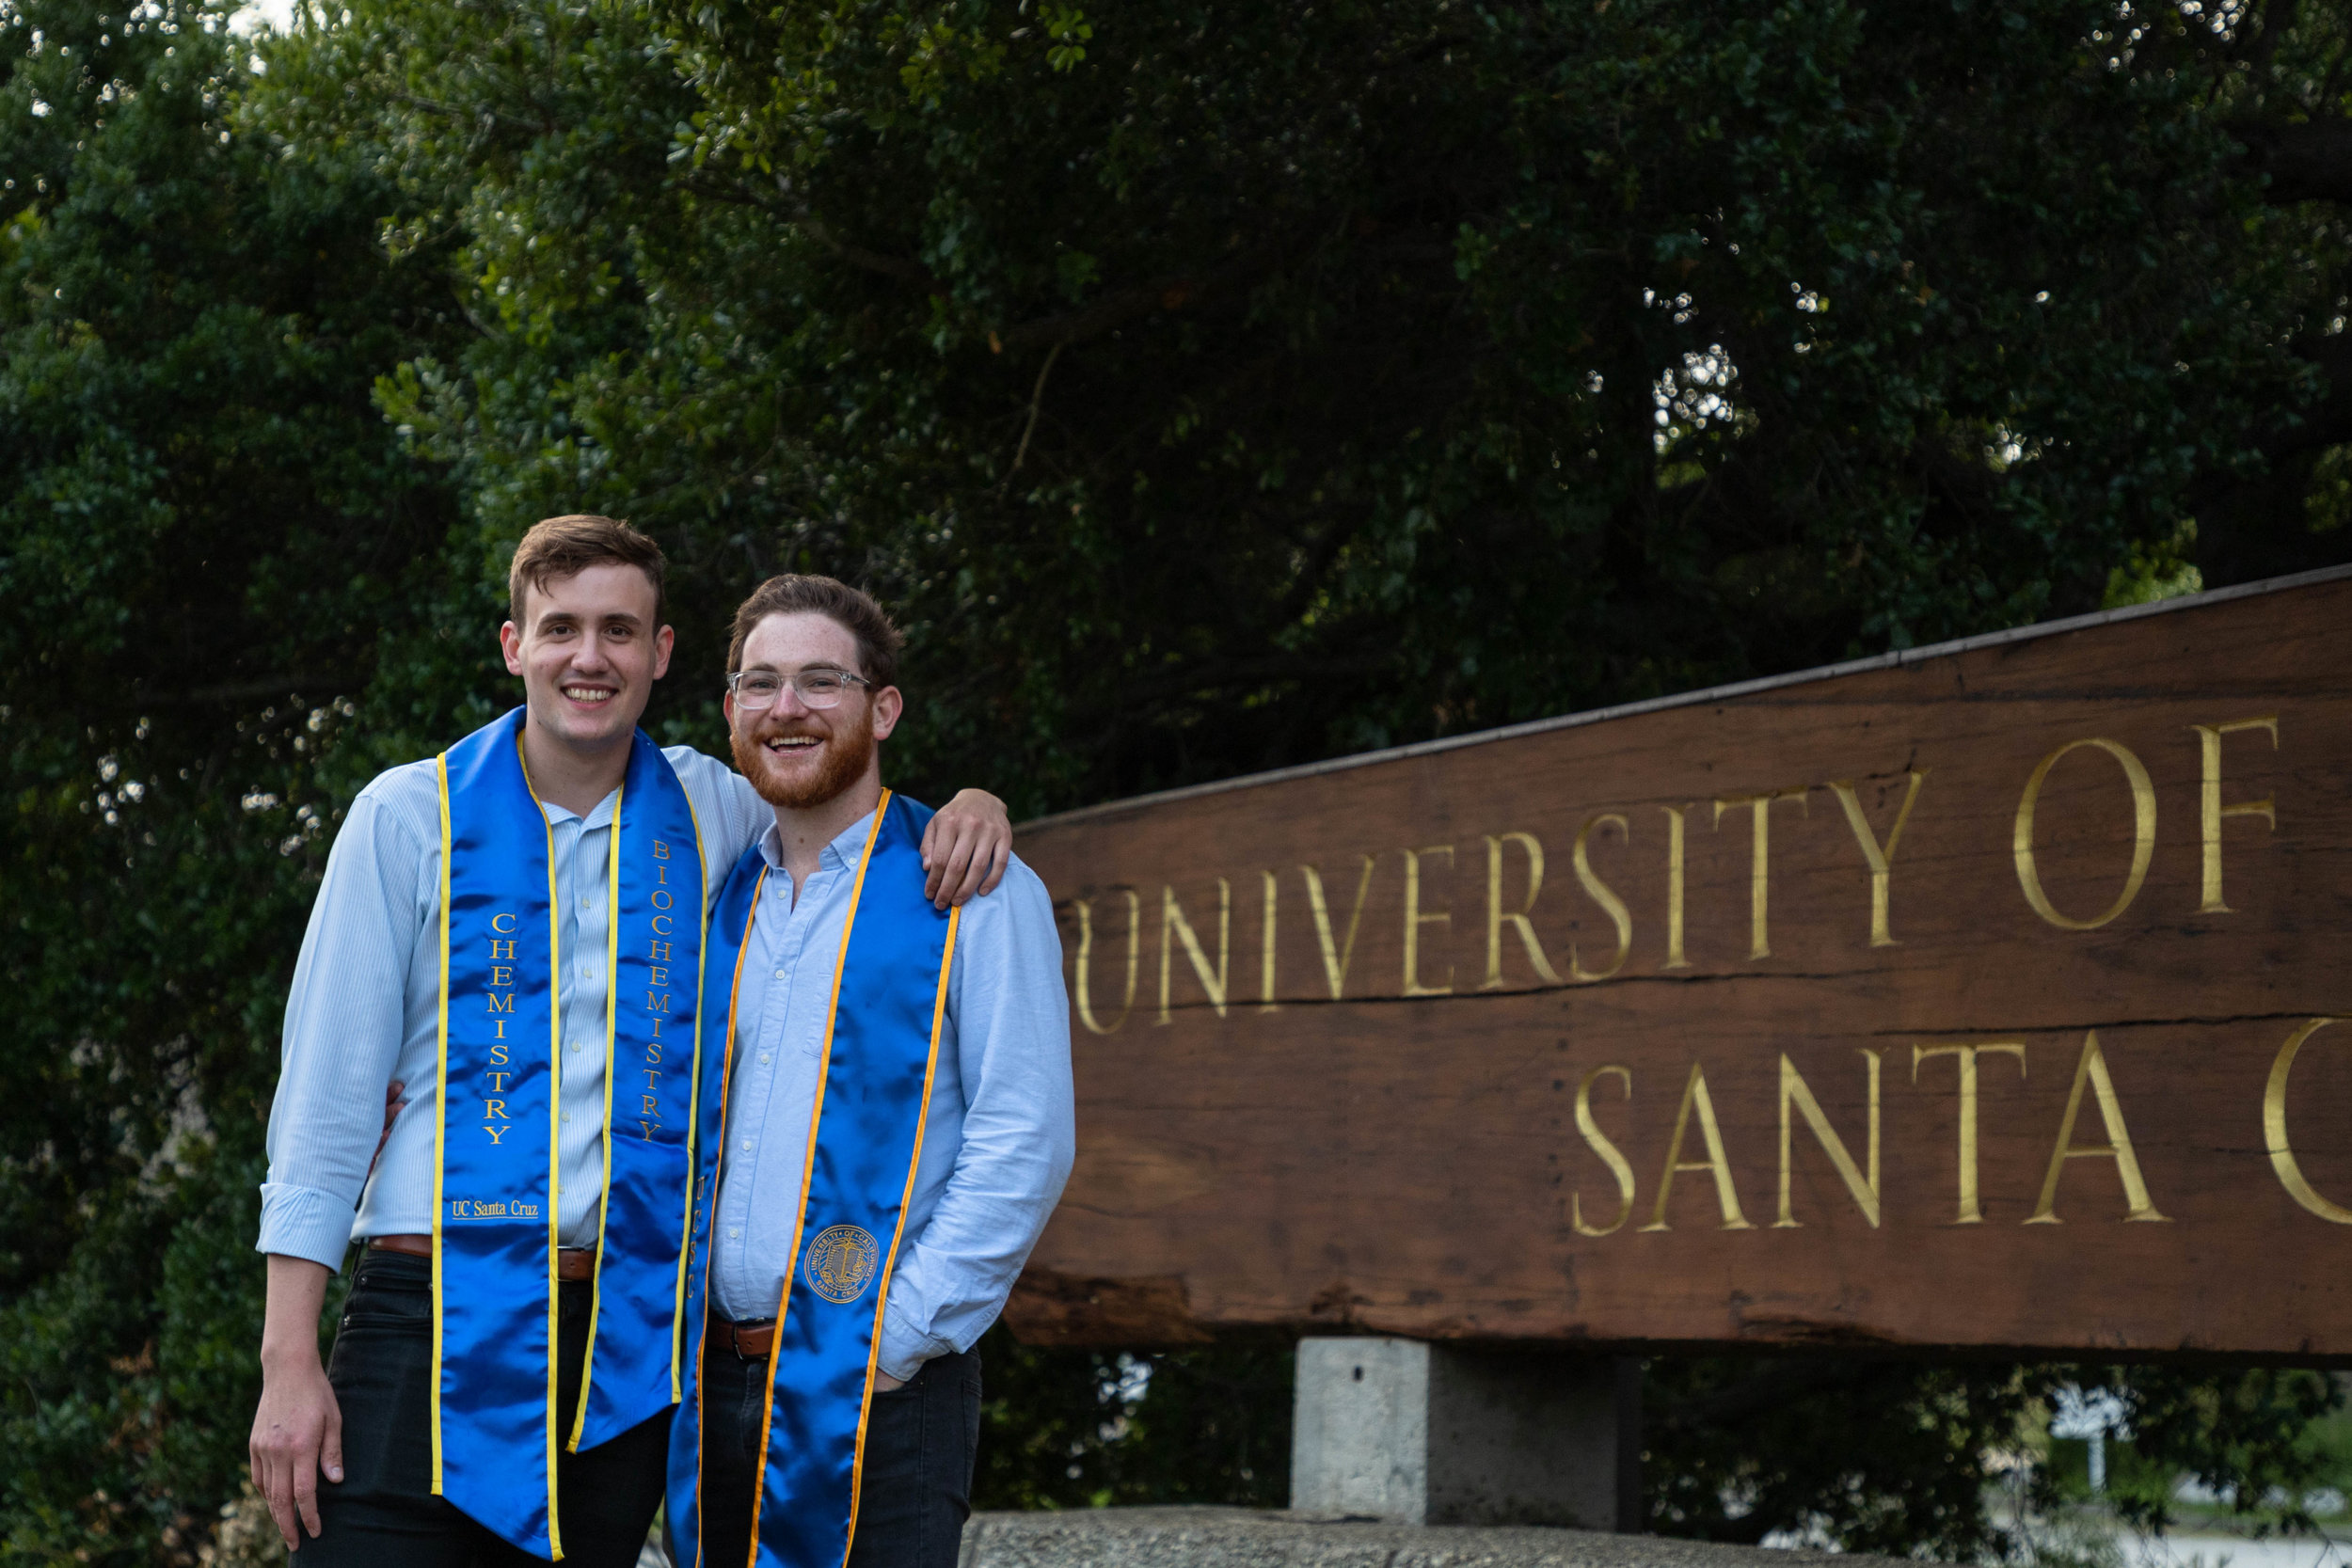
[
  {"xmin": 369, "ymin": 1234, "xmax": 598, "ymax": 1284},
  {"xmin": 709, "ymin": 1316, "xmax": 777, "ymax": 1360}
]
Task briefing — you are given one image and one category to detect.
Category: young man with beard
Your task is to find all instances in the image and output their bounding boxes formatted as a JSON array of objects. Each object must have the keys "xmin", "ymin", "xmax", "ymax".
[
  {"xmin": 248, "ymin": 517, "xmax": 1018, "ymax": 1565},
  {"xmin": 664, "ymin": 576, "xmax": 1073, "ymax": 1568}
]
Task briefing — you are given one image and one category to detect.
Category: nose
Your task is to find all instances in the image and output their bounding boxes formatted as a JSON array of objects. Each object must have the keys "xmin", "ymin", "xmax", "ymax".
[{"xmin": 572, "ymin": 630, "xmax": 615, "ymax": 673}]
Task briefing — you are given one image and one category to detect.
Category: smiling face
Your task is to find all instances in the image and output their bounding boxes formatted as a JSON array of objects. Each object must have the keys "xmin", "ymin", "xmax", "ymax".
[
  {"xmin": 500, "ymin": 562, "xmax": 674, "ymax": 755},
  {"xmin": 725, "ymin": 610, "xmax": 902, "ymax": 812}
]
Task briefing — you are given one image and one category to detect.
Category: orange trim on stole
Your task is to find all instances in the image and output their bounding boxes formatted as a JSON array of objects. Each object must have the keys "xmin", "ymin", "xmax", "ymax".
[
  {"xmin": 745, "ymin": 792, "xmax": 891, "ymax": 1568},
  {"xmin": 693, "ymin": 867, "xmax": 768, "ymax": 1568},
  {"xmin": 840, "ymin": 902, "xmax": 960, "ymax": 1566}
]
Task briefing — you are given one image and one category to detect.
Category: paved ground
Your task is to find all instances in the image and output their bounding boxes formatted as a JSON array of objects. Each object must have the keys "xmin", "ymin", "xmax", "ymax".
[{"xmin": 956, "ymin": 1508, "xmax": 1929, "ymax": 1568}]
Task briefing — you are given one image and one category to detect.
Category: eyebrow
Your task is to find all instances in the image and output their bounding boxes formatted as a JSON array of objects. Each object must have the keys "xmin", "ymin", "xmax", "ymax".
[{"xmin": 535, "ymin": 609, "xmax": 646, "ymax": 631}]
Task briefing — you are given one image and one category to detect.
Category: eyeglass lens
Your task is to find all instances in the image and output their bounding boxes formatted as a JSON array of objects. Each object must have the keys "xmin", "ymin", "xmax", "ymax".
[{"xmin": 734, "ymin": 671, "xmax": 854, "ymax": 709}]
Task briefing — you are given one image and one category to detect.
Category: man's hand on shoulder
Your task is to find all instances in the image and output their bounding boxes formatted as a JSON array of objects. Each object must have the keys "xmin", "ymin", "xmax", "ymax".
[{"xmin": 922, "ymin": 790, "xmax": 1012, "ymax": 910}]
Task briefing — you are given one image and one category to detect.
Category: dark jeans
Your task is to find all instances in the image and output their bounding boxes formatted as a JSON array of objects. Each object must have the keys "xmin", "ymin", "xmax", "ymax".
[
  {"xmin": 682, "ymin": 1333, "xmax": 981, "ymax": 1568},
  {"xmin": 294, "ymin": 1250, "xmax": 670, "ymax": 1567}
]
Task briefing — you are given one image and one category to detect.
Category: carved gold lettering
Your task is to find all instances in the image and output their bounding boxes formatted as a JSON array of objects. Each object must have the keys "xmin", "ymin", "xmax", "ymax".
[
  {"xmin": 491, "ymin": 912, "xmax": 517, "ymax": 934},
  {"xmin": 489, "ymin": 938, "xmax": 516, "ymax": 961},
  {"xmin": 1912, "ymin": 1043, "xmax": 2026, "ymax": 1224},
  {"xmin": 642, "ymin": 1094, "xmax": 660, "ymax": 1116},
  {"xmin": 489, "ymin": 965, "xmax": 516, "ymax": 988},
  {"xmin": 2193, "ymin": 716, "xmax": 2279, "ymax": 913},
  {"xmin": 1572, "ymin": 1066, "xmax": 1637, "ymax": 1236},
  {"xmin": 1483, "ymin": 832, "xmax": 1564, "ymax": 990},
  {"xmin": 2026, "ymin": 1030, "xmax": 2167, "ymax": 1223},
  {"xmin": 2265, "ymin": 1018, "xmax": 2352, "ymax": 1223},
  {"xmin": 1774, "ymin": 1053, "xmax": 1882, "ymax": 1227},
  {"xmin": 1828, "ymin": 771, "xmax": 1927, "ymax": 947},
  {"xmin": 1661, "ymin": 805, "xmax": 1690, "ymax": 970},
  {"xmin": 1569, "ymin": 815, "xmax": 1633, "ymax": 983},
  {"xmin": 653, "ymin": 838, "xmax": 670, "ymax": 860},
  {"xmin": 644, "ymin": 1041, "xmax": 662, "ymax": 1064},
  {"xmin": 657, "ymin": 863, "xmax": 669, "ymax": 884},
  {"xmin": 487, "ymin": 993, "xmax": 515, "ymax": 1015},
  {"xmin": 1402, "ymin": 846, "xmax": 1454, "ymax": 997},
  {"xmin": 2013, "ymin": 738, "xmax": 2155, "ymax": 929},
  {"xmin": 491, "ymin": 1019, "xmax": 508, "ymax": 1040},
  {"xmin": 1714, "ymin": 788, "xmax": 1808, "ymax": 959},
  {"xmin": 1641, "ymin": 1064, "xmax": 1752, "ymax": 1231},
  {"xmin": 652, "ymin": 914, "xmax": 674, "ymax": 935},
  {"xmin": 649, "ymin": 966, "xmax": 670, "ymax": 988},
  {"xmin": 484, "ymin": 1099, "xmax": 511, "ymax": 1120},
  {"xmin": 649, "ymin": 940, "xmax": 674, "ymax": 962},
  {"xmin": 485, "ymin": 1126, "xmax": 508, "ymax": 1145},
  {"xmin": 1260, "ymin": 871, "xmax": 1279, "ymax": 1013},
  {"xmin": 1074, "ymin": 892, "xmax": 1141, "ymax": 1035},
  {"xmin": 651, "ymin": 889, "xmax": 674, "ymax": 911},
  {"xmin": 1158, "ymin": 880, "xmax": 1232, "ymax": 1022},
  {"xmin": 645, "ymin": 991, "xmax": 672, "ymax": 1014},
  {"xmin": 487, "ymin": 1071, "xmax": 512, "ymax": 1092},
  {"xmin": 1300, "ymin": 857, "xmax": 1375, "ymax": 999},
  {"xmin": 639, "ymin": 1120, "xmax": 655, "ymax": 1140},
  {"xmin": 490, "ymin": 1043, "xmax": 510, "ymax": 1066}
]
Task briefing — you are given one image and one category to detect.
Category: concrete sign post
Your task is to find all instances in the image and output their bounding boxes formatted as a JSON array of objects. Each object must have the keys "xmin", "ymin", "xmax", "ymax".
[{"xmin": 1000, "ymin": 566, "xmax": 2352, "ymax": 1524}]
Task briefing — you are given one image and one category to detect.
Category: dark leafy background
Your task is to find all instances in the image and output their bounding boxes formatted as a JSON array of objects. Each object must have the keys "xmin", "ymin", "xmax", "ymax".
[{"xmin": 4, "ymin": 0, "xmax": 2348, "ymax": 1558}]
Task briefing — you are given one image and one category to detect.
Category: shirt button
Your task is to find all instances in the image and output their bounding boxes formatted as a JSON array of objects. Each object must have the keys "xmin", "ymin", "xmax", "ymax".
[
  {"xmin": 772, "ymin": 969, "xmax": 786, "ymax": 980},
  {"xmin": 758, "ymin": 1053, "xmax": 770, "ymax": 1064},
  {"xmin": 568, "ymin": 1042, "xmax": 580, "ymax": 1053},
  {"xmin": 728, "ymin": 1228, "xmax": 739, "ymax": 1240},
  {"xmin": 562, "ymin": 1114, "xmax": 572, "ymax": 1124}
]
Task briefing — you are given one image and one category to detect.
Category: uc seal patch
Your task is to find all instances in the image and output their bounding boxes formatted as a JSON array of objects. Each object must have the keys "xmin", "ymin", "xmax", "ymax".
[{"xmin": 803, "ymin": 1224, "xmax": 882, "ymax": 1305}]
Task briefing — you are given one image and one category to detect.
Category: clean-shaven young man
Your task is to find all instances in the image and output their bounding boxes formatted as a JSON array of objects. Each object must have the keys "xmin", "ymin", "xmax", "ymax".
[
  {"xmin": 248, "ymin": 517, "xmax": 1017, "ymax": 1564},
  {"xmin": 666, "ymin": 575, "xmax": 1073, "ymax": 1568}
]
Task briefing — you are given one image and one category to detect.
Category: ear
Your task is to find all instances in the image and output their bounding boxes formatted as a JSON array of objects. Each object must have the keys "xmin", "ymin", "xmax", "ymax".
[
  {"xmin": 652, "ymin": 623, "xmax": 675, "ymax": 681},
  {"xmin": 869, "ymin": 685, "xmax": 904, "ymax": 741},
  {"xmin": 500, "ymin": 621, "xmax": 525, "ymax": 676}
]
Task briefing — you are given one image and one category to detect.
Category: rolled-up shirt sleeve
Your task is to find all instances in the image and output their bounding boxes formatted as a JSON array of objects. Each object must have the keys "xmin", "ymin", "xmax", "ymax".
[
  {"xmin": 876, "ymin": 863, "xmax": 1075, "ymax": 1380},
  {"xmin": 257, "ymin": 787, "xmax": 427, "ymax": 1270}
]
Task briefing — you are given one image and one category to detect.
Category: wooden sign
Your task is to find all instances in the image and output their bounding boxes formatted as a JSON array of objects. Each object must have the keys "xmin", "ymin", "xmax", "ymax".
[{"xmin": 1003, "ymin": 567, "xmax": 2352, "ymax": 1357}]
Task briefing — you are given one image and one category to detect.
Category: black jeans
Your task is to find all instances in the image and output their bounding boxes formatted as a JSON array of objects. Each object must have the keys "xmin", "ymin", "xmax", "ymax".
[
  {"xmin": 294, "ymin": 1250, "xmax": 670, "ymax": 1567},
  {"xmin": 681, "ymin": 1332, "xmax": 981, "ymax": 1568}
]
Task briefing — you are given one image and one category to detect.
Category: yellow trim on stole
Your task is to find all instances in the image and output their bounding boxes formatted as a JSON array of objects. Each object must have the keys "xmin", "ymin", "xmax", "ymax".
[
  {"xmin": 429, "ymin": 756, "xmax": 454, "ymax": 1494},
  {"xmin": 841, "ymin": 901, "xmax": 960, "ymax": 1567},
  {"xmin": 746, "ymin": 795, "xmax": 895, "ymax": 1568},
  {"xmin": 675, "ymin": 797, "xmax": 712, "ymax": 1404},
  {"xmin": 570, "ymin": 777, "xmax": 627, "ymax": 1454},
  {"xmin": 515, "ymin": 736, "xmax": 567, "ymax": 1561}
]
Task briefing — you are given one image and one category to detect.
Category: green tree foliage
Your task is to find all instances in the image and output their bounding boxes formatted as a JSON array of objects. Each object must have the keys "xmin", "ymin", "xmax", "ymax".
[
  {"xmin": 0, "ymin": 1, "xmax": 460, "ymax": 1556},
  {"xmin": 5, "ymin": 0, "xmax": 2352, "ymax": 1558}
]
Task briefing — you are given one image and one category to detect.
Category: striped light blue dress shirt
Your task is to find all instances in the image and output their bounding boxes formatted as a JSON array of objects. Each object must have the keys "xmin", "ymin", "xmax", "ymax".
[
  {"xmin": 707, "ymin": 809, "xmax": 1074, "ymax": 1380},
  {"xmin": 257, "ymin": 746, "xmax": 769, "ymax": 1268}
]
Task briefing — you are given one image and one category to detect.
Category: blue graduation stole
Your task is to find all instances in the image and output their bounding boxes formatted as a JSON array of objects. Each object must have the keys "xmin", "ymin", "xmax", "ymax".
[
  {"xmin": 666, "ymin": 790, "xmax": 960, "ymax": 1568},
  {"xmin": 432, "ymin": 708, "xmax": 707, "ymax": 1560}
]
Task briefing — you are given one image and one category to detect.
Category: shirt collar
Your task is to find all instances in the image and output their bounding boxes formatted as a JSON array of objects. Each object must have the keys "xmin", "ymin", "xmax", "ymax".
[
  {"xmin": 540, "ymin": 787, "xmax": 621, "ymax": 832},
  {"xmin": 755, "ymin": 805, "xmax": 881, "ymax": 877}
]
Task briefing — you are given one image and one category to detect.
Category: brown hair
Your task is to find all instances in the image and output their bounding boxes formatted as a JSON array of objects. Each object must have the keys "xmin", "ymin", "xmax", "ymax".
[
  {"xmin": 725, "ymin": 575, "xmax": 903, "ymax": 690},
  {"xmin": 507, "ymin": 515, "xmax": 667, "ymax": 627}
]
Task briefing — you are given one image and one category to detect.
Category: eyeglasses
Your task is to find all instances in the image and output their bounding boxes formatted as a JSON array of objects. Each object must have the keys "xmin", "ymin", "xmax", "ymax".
[{"xmin": 727, "ymin": 667, "xmax": 872, "ymax": 711}]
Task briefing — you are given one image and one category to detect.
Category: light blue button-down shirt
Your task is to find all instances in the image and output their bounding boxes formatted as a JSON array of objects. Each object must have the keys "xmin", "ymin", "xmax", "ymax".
[
  {"xmin": 257, "ymin": 747, "xmax": 769, "ymax": 1269},
  {"xmin": 708, "ymin": 808, "xmax": 1073, "ymax": 1380}
]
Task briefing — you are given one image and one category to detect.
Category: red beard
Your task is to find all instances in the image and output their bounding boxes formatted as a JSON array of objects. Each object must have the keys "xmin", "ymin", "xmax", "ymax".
[{"xmin": 731, "ymin": 705, "xmax": 877, "ymax": 811}]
